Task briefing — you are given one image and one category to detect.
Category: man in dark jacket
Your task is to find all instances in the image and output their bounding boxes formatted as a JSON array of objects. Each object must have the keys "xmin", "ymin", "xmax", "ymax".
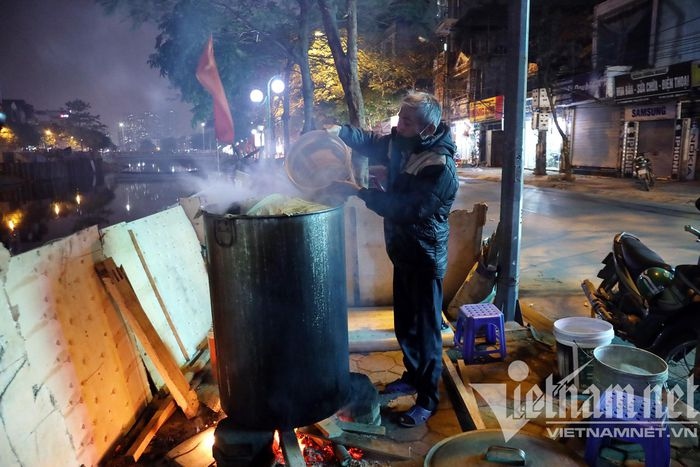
[{"xmin": 328, "ymin": 91, "xmax": 458, "ymax": 427}]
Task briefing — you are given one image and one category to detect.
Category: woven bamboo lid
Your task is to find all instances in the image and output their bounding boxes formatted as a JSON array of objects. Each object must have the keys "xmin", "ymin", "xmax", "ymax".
[{"xmin": 284, "ymin": 130, "xmax": 353, "ymax": 192}]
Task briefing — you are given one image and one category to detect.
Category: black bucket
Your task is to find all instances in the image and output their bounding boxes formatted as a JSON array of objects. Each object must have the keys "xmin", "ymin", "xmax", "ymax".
[{"xmin": 203, "ymin": 205, "xmax": 350, "ymax": 430}]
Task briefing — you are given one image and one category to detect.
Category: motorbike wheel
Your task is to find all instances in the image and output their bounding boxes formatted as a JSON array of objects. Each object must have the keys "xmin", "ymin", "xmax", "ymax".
[
  {"xmin": 648, "ymin": 171, "xmax": 655, "ymax": 188},
  {"xmin": 642, "ymin": 174, "xmax": 651, "ymax": 191},
  {"xmin": 659, "ymin": 337, "xmax": 697, "ymax": 404}
]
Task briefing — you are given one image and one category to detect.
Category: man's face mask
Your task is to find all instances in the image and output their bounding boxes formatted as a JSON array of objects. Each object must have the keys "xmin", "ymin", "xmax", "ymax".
[{"xmin": 395, "ymin": 123, "xmax": 432, "ymax": 152}]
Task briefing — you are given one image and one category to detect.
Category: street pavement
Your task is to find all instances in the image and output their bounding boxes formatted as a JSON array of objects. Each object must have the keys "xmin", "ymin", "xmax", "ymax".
[{"xmin": 456, "ymin": 166, "xmax": 700, "ymax": 330}]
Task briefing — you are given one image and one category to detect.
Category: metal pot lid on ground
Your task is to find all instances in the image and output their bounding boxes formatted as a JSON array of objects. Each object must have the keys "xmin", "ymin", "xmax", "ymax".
[{"xmin": 424, "ymin": 429, "xmax": 586, "ymax": 466}]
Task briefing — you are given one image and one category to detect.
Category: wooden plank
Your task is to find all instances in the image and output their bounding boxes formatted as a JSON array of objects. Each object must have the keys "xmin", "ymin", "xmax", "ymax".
[
  {"xmin": 335, "ymin": 419, "xmax": 386, "ymax": 436},
  {"xmin": 126, "ymin": 396, "xmax": 177, "ymax": 461},
  {"xmin": 521, "ymin": 304, "xmax": 555, "ymax": 335},
  {"xmin": 315, "ymin": 417, "xmax": 343, "ymax": 439},
  {"xmin": 442, "ymin": 352, "xmax": 486, "ymax": 430},
  {"xmin": 456, "ymin": 359, "xmax": 489, "ymax": 430},
  {"xmin": 444, "ymin": 204, "xmax": 489, "ymax": 306},
  {"xmin": 348, "ymin": 307, "xmax": 455, "ymax": 353},
  {"xmin": 96, "ymin": 258, "xmax": 200, "ymax": 418},
  {"xmin": 280, "ymin": 430, "xmax": 306, "ymax": 467},
  {"xmin": 129, "ymin": 229, "xmax": 190, "ymax": 361}
]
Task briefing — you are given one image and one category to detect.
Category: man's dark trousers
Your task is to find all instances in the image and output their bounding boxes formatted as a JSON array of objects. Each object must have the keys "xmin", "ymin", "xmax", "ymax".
[{"xmin": 392, "ymin": 265, "xmax": 443, "ymax": 411}]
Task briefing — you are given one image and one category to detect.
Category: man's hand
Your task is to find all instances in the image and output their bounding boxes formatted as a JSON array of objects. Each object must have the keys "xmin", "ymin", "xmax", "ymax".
[{"xmin": 325, "ymin": 124, "xmax": 342, "ymax": 136}]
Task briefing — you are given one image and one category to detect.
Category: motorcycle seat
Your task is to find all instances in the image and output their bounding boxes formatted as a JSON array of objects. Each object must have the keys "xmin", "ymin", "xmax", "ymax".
[{"xmin": 615, "ymin": 232, "xmax": 672, "ymax": 279}]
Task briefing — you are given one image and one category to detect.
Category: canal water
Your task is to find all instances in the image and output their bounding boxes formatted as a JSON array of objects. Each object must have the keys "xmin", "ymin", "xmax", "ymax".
[
  {"xmin": 0, "ymin": 159, "xmax": 297, "ymax": 255},
  {"xmin": 0, "ymin": 171, "xmax": 212, "ymax": 255}
]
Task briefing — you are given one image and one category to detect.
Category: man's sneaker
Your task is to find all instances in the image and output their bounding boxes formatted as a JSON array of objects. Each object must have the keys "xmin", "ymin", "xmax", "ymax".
[{"xmin": 382, "ymin": 378, "xmax": 417, "ymax": 395}]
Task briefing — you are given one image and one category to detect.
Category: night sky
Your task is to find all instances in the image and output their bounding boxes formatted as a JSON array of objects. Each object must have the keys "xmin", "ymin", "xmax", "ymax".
[{"xmin": 0, "ymin": 0, "xmax": 195, "ymax": 139}]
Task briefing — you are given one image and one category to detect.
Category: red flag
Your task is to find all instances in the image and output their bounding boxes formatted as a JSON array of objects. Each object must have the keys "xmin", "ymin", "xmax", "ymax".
[{"xmin": 196, "ymin": 36, "xmax": 235, "ymax": 143}]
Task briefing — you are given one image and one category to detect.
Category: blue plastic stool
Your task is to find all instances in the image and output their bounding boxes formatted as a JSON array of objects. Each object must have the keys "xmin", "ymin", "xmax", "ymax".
[
  {"xmin": 585, "ymin": 390, "xmax": 670, "ymax": 467},
  {"xmin": 453, "ymin": 303, "xmax": 506, "ymax": 363}
]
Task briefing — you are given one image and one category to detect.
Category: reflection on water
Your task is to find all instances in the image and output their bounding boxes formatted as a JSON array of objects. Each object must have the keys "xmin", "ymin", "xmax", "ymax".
[{"xmin": 0, "ymin": 172, "xmax": 207, "ymax": 254}]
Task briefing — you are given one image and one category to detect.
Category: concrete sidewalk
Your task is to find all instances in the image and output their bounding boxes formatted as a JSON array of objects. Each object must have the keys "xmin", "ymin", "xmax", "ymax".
[
  {"xmin": 456, "ymin": 166, "xmax": 700, "ymax": 330},
  {"xmin": 458, "ymin": 166, "xmax": 700, "ymax": 214}
]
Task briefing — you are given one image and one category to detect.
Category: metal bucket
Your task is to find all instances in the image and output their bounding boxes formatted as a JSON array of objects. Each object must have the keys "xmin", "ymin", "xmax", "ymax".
[
  {"xmin": 592, "ymin": 344, "xmax": 668, "ymax": 400},
  {"xmin": 203, "ymin": 205, "xmax": 350, "ymax": 430}
]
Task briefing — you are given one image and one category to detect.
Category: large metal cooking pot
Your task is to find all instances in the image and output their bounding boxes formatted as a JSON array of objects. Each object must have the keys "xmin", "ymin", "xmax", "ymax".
[
  {"xmin": 203, "ymin": 205, "xmax": 350, "ymax": 430},
  {"xmin": 424, "ymin": 429, "xmax": 586, "ymax": 466}
]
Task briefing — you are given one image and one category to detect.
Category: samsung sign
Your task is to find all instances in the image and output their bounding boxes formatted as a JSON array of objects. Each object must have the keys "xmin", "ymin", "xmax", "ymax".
[{"xmin": 625, "ymin": 103, "xmax": 676, "ymax": 121}]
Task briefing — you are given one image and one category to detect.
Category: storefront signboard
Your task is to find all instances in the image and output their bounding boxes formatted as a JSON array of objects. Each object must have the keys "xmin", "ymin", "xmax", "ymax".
[
  {"xmin": 554, "ymin": 71, "xmax": 606, "ymax": 105},
  {"xmin": 615, "ymin": 62, "xmax": 692, "ymax": 100},
  {"xmin": 624, "ymin": 102, "xmax": 676, "ymax": 121},
  {"xmin": 468, "ymin": 95, "xmax": 504, "ymax": 123}
]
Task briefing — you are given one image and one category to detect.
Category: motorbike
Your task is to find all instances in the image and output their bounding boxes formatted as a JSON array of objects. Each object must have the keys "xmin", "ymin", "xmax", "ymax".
[
  {"xmin": 633, "ymin": 152, "xmax": 655, "ymax": 191},
  {"xmin": 581, "ymin": 199, "xmax": 700, "ymax": 389}
]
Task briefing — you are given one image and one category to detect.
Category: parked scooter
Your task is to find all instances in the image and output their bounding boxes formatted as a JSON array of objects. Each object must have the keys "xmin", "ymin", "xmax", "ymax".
[
  {"xmin": 581, "ymin": 200, "xmax": 700, "ymax": 387},
  {"xmin": 634, "ymin": 152, "xmax": 655, "ymax": 191}
]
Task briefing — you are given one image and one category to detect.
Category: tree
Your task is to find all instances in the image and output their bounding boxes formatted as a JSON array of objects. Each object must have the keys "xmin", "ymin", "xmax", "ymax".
[
  {"xmin": 297, "ymin": 34, "xmax": 421, "ymax": 127},
  {"xmin": 58, "ymin": 99, "xmax": 114, "ymax": 151},
  {"xmin": 97, "ymin": 0, "xmax": 437, "ymax": 146},
  {"xmin": 0, "ymin": 123, "xmax": 39, "ymax": 150},
  {"xmin": 529, "ymin": 0, "xmax": 598, "ymax": 178},
  {"xmin": 98, "ymin": 0, "xmax": 324, "ymax": 137},
  {"xmin": 315, "ymin": 0, "xmax": 439, "ymax": 129},
  {"xmin": 318, "ymin": 0, "xmax": 364, "ymax": 128}
]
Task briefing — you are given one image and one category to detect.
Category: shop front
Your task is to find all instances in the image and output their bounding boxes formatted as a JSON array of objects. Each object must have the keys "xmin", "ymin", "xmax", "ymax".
[
  {"xmin": 620, "ymin": 102, "xmax": 677, "ymax": 179},
  {"xmin": 449, "ymin": 96, "xmax": 478, "ymax": 167},
  {"xmin": 614, "ymin": 60, "xmax": 697, "ymax": 180},
  {"xmin": 449, "ymin": 95, "xmax": 504, "ymax": 167},
  {"xmin": 468, "ymin": 95, "xmax": 504, "ymax": 167}
]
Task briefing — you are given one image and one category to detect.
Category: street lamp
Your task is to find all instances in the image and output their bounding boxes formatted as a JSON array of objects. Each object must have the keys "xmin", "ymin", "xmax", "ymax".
[
  {"xmin": 118, "ymin": 122, "xmax": 125, "ymax": 150},
  {"xmin": 200, "ymin": 122, "xmax": 206, "ymax": 151},
  {"xmin": 250, "ymin": 76, "xmax": 285, "ymax": 158}
]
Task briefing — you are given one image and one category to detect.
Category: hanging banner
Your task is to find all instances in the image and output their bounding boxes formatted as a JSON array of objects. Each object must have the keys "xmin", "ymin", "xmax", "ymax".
[
  {"xmin": 687, "ymin": 119, "xmax": 698, "ymax": 180},
  {"xmin": 672, "ymin": 119, "xmax": 683, "ymax": 178}
]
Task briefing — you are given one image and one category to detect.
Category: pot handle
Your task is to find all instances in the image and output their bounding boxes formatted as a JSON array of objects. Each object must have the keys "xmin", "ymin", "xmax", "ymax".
[
  {"xmin": 485, "ymin": 445, "xmax": 526, "ymax": 465},
  {"xmin": 214, "ymin": 218, "xmax": 235, "ymax": 247}
]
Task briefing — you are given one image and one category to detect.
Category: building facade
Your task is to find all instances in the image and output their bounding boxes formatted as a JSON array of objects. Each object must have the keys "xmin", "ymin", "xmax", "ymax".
[{"xmin": 436, "ymin": 0, "xmax": 699, "ymax": 180}]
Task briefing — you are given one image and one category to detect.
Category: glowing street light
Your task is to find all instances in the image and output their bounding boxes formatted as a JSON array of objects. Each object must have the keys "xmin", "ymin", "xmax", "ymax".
[
  {"xmin": 250, "ymin": 76, "xmax": 285, "ymax": 158},
  {"xmin": 118, "ymin": 122, "xmax": 125, "ymax": 150},
  {"xmin": 200, "ymin": 122, "xmax": 206, "ymax": 151}
]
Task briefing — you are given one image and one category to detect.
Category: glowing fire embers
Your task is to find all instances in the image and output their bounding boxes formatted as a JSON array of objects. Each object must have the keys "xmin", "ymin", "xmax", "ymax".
[{"xmin": 270, "ymin": 429, "xmax": 364, "ymax": 466}]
